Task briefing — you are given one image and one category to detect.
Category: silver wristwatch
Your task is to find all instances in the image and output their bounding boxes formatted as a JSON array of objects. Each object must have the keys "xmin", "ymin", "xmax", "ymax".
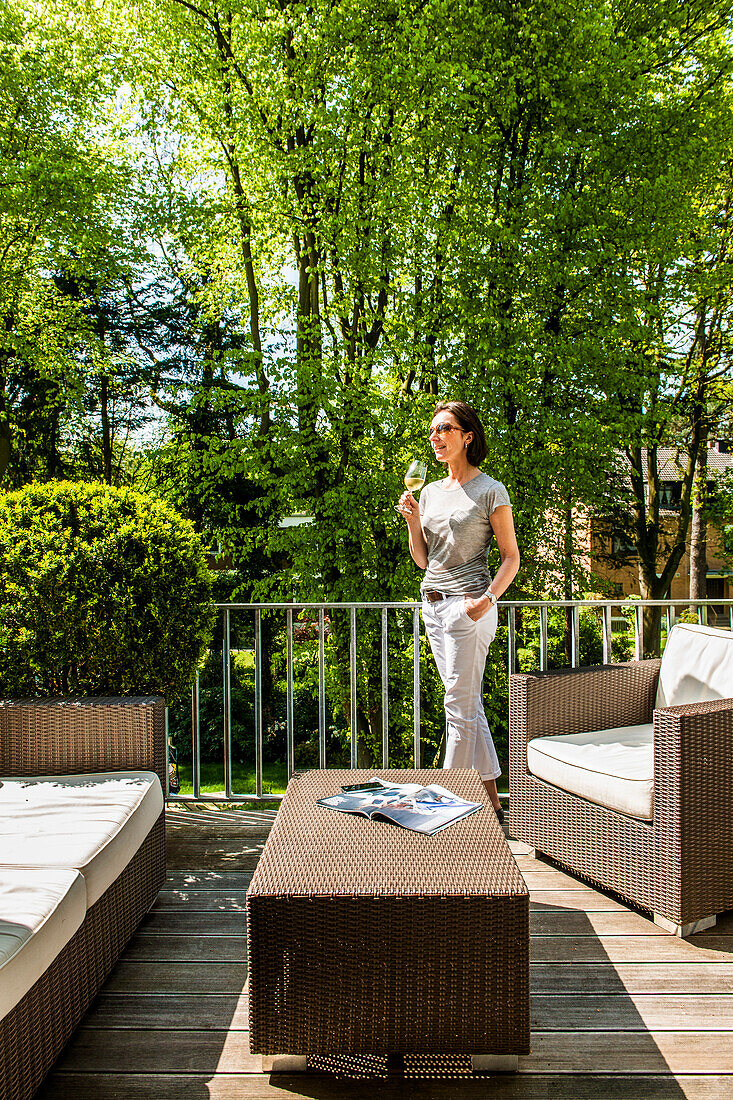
[{"xmin": 485, "ymin": 588, "xmax": 498, "ymax": 607}]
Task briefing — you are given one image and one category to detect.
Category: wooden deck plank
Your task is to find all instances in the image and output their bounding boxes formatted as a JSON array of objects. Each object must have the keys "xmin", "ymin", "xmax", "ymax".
[
  {"xmin": 165, "ymin": 842, "xmax": 265, "ymax": 871},
  {"xmin": 80, "ymin": 992, "xmax": 733, "ymax": 1033},
  {"xmin": 123, "ymin": 934, "xmax": 246, "ymax": 962},
  {"xmin": 140, "ymin": 911, "xmax": 246, "ymax": 934},
  {"xmin": 37, "ymin": 1072, "xmax": 733, "ymax": 1099},
  {"xmin": 47, "ymin": 1027, "xmax": 733, "ymax": 1074},
  {"xmin": 163, "ymin": 871, "xmax": 255, "ymax": 889},
  {"xmin": 522, "ymin": 870, "xmax": 610, "ymax": 891},
  {"xmin": 529, "ymin": 936, "xmax": 733, "ymax": 964},
  {"xmin": 530, "ymin": 964, "xmax": 733, "ymax": 995},
  {"xmin": 103, "ymin": 961, "xmax": 249, "ymax": 994}
]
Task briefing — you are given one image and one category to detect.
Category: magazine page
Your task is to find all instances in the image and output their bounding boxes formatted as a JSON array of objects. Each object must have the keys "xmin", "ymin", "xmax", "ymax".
[
  {"xmin": 317, "ymin": 778, "xmax": 481, "ymax": 834},
  {"xmin": 368, "ymin": 785, "xmax": 481, "ymax": 834},
  {"xmin": 316, "ymin": 779, "xmax": 424, "ymax": 817}
]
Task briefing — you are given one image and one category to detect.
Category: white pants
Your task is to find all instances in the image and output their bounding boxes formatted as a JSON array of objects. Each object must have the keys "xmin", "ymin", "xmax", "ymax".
[{"xmin": 422, "ymin": 595, "xmax": 501, "ymax": 782}]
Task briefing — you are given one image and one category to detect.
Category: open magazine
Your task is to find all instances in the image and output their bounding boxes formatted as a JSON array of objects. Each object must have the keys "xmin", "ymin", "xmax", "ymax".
[{"xmin": 316, "ymin": 777, "xmax": 482, "ymax": 835}]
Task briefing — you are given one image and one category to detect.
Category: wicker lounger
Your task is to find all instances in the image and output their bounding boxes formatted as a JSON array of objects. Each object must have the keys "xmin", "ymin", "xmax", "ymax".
[
  {"xmin": 247, "ymin": 769, "xmax": 530, "ymax": 1072},
  {"xmin": 0, "ymin": 698, "xmax": 167, "ymax": 1100}
]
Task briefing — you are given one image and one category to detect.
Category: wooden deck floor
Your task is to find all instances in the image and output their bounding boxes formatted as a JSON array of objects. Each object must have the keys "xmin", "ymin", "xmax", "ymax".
[{"xmin": 37, "ymin": 805, "xmax": 733, "ymax": 1099}]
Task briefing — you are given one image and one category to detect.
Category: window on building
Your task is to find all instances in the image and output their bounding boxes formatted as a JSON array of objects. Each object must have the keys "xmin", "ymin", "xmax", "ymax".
[
  {"xmin": 659, "ymin": 481, "xmax": 681, "ymax": 509},
  {"xmin": 612, "ymin": 532, "xmax": 636, "ymax": 559}
]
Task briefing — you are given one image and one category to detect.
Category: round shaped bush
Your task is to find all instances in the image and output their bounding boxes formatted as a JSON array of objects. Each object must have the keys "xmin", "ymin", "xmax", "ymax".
[{"xmin": 0, "ymin": 481, "xmax": 215, "ymax": 700}]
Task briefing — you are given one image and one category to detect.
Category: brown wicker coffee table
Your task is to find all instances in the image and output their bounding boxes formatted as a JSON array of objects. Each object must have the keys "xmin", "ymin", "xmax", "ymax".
[{"xmin": 247, "ymin": 769, "xmax": 530, "ymax": 1072}]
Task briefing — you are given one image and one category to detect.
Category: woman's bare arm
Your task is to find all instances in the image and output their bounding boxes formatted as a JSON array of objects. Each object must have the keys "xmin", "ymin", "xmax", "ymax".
[
  {"xmin": 487, "ymin": 505, "xmax": 520, "ymax": 596},
  {"xmin": 464, "ymin": 504, "xmax": 519, "ymax": 620},
  {"xmin": 397, "ymin": 490, "xmax": 428, "ymax": 569}
]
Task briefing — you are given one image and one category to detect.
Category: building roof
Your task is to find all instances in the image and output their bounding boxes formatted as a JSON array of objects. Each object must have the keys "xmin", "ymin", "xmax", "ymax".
[{"xmin": 650, "ymin": 445, "xmax": 733, "ymax": 480}]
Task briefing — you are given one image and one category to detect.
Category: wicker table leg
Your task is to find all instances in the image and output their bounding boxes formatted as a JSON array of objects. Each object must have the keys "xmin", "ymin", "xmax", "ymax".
[
  {"xmin": 472, "ymin": 1055, "xmax": 519, "ymax": 1072},
  {"xmin": 653, "ymin": 912, "xmax": 717, "ymax": 937},
  {"xmin": 261, "ymin": 1055, "xmax": 308, "ymax": 1072}
]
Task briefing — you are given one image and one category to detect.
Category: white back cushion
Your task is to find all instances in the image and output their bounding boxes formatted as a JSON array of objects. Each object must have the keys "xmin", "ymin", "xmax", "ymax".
[{"xmin": 657, "ymin": 623, "xmax": 733, "ymax": 709}]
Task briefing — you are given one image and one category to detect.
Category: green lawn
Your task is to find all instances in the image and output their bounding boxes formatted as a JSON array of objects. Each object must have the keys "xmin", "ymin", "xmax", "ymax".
[
  {"xmin": 175, "ymin": 761, "xmax": 508, "ymax": 799},
  {"xmin": 176, "ymin": 761, "xmax": 289, "ymax": 797}
]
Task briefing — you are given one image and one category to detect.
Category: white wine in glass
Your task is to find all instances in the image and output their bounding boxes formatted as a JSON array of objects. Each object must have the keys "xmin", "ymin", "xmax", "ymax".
[
  {"xmin": 395, "ymin": 460, "xmax": 427, "ymax": 513},
  {"xmin": 404, "ymin": 460, "xmax": 427, "ymax": 492}
]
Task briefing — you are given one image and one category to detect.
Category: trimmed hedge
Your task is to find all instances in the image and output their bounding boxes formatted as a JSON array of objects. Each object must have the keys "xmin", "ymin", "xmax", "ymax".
[{"xmin": 0, "ymin": 481, "xmax": 214, "ymax": 700}]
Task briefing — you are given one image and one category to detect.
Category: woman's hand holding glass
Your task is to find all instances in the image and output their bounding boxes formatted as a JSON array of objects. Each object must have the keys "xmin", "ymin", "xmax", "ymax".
[{"xmin": 396, "ymin": 489, "xmax": 419, "ymax": 519}]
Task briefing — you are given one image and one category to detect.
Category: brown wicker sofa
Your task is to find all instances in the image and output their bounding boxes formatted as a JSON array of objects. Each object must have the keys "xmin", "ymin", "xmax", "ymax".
[
  {"xmin": 0, "ymin": 697, "xmax": 167, "ymax": 1100},
  {"xmin": 509, "ymin": 623, "xmax": 733, "ymax": 937}
]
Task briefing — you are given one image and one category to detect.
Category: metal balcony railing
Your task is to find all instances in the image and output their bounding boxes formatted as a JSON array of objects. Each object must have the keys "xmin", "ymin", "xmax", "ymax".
[{"xmin": 165, "ymin": 598, "xmax": 733, "ymax": 805}]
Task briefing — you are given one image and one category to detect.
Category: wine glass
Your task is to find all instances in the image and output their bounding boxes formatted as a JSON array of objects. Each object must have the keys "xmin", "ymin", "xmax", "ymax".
[{"xmin": 395, "ymin": 460, "xmax": 427, "ymax": 513}]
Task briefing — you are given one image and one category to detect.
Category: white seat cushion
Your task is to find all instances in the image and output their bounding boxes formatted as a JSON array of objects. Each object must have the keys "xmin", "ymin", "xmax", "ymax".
[
  {"xmin": 0, "ymin": 772, "xmax": 163, "ymax": 906},
  {"xmin": 527, "ymin": 724, "xmax": 654, "ymax": 820},
  {"xmin": 657, "ymin": 622, "xmax": 733, "ymax": 708},
  {"xmin": 0, "ymin": 867, "xmax": 86, "ymax": 1020}
]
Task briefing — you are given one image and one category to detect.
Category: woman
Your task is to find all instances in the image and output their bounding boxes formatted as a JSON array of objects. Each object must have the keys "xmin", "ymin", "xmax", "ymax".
[{"xmin": 397, "ymin": 401, "xmax": 520, "ymax": 822}]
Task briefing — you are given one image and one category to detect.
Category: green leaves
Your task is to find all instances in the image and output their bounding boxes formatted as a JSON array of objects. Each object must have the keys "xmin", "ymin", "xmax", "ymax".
[{"xmin": 0, "ymin": 480, "xmax": 215, "ymax": 700}]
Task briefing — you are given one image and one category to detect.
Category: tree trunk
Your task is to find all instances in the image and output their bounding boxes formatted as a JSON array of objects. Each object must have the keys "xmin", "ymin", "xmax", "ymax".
[
  {"xmin": 638, "ymin": 570, "xmax": 663, "ymax": 657},
  {"xmin": 690, "ymin": 441, "xmax": 708, "ymax": 609},
  {"xmin": 100, "ymin": 374, "xmax": 113, "ymax": 485}
]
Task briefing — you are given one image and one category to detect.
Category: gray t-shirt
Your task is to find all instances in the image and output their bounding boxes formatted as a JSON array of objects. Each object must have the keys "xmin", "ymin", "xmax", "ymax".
[{"xmin": 419, "ymin": 472, "xmax": 511, "ymax": 596}]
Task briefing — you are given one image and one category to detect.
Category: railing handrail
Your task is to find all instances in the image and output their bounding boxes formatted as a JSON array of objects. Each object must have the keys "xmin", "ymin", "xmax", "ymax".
[{"xmin": 212, "ymin": 598, "xmax": 733, "ymax": 609}]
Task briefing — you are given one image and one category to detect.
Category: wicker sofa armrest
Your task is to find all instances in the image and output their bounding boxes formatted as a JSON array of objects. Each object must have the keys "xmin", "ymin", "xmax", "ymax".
[
  {"xmin": 652, "ymin": 697, "xmax": 733, "ymax": 919},
  {"xmin": 0, "ymin": 697, "xmax": 166, "ymax": 789},
  {"xmin": 654, "ymin": 696, "xmax": 733, "ymax": 813},
  {"xmin": 509, "ymin": 659, "xmax": 661, "ymax": 747}
]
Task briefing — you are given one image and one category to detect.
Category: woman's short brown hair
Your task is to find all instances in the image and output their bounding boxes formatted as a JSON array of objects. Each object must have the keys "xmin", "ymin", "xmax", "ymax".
[{"xmin": 433, "ymin": 401, "xmax": 487, "ymax": 466}]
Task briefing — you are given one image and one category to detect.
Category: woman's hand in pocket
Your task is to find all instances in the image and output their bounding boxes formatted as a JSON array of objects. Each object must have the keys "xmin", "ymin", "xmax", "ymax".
[{"xmin": 464, "ymin": 594, "xmax": 489, "ymax": 622}]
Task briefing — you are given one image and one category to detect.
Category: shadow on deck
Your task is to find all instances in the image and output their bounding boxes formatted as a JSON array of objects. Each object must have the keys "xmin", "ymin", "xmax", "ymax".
[{"xmin": 36, "ymin": 806, "xmax": 733, "ymax": 1100}]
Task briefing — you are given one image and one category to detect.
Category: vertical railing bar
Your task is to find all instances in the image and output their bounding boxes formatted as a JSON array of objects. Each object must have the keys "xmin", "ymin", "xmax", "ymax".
[
  {"xmin": 508, "ymin": 605, "xmax": 516, "ymax": 675},
  {"xmin": 223, "ymin": 607, "xmax": 233, "ymax": 799},
  {"xmin": 192, "ymin": 670, "xmax": 201, "ymax": 799},
  {"xmin": 350, "ymin": 607, "xmax": 358, "ymax": 769},
  {"xmin": 413, "ymin": 607, "xmax": 421, "ymax": 768},
  {"xmin": 571, "ymin": 604, "xmax": 580, "ymax": 668},
  {"xmin": 318, "ymin": 608, "xmax": 326, "ymax": 769},
  {"xmin": 381, "ymin": 607, "xmax": 389, "ymax": 768},
  {"xmin": 254, "ymin": 608, "xmax": 263, "ymax": 799},
  {"xmin": 634, "ymin": 604, "xmax": 642, "ymax": 661},
  {"xmin": 539, "ymin": 604, "xmax": 548, "ymax": 672},
  {"xmin": 666, "ymin": 603, "xmax": 676, "ymax": 651},
  {"xmin": 164, "ymin": 705, "xmax": 170, "ymax": 797},
  {"xmin": 286, "ymin": 609, "xmax": 294, "ymax": 779},
  {"xmin": 602, "ymin": 605, "xmax": 612, "ymax": 665}
]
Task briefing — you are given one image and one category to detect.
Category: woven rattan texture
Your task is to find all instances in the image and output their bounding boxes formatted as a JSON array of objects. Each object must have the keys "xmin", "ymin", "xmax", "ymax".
[
  {"xmin": 0, "ymin": 697, "xmax": 166, "ymax": 789},
  {"xmin": 509, "ymin": 661, "xmax": 733, "ymax": 925},
  {"xmin": 249, "ymin": 769, "xmax": 527, "ymax": 897},
  {"xmin": 248, "ymin": 770, "xmax": 530, "ymax": 1057},
  {"xmin": 0, "ymin": 815, "xmax": 165, "ymax": 1100}
]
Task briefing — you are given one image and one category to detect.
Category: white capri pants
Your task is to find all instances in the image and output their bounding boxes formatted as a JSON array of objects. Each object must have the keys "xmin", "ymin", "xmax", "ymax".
[{"xmin": 422, "ymin": 594, "xmax": 501, "ymax": 781}]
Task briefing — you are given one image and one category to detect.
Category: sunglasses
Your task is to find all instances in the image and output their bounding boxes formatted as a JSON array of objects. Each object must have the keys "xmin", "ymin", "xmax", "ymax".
[{"xmin": 428, "ymin": 423, "xmax": 464, "ymax": 438}]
